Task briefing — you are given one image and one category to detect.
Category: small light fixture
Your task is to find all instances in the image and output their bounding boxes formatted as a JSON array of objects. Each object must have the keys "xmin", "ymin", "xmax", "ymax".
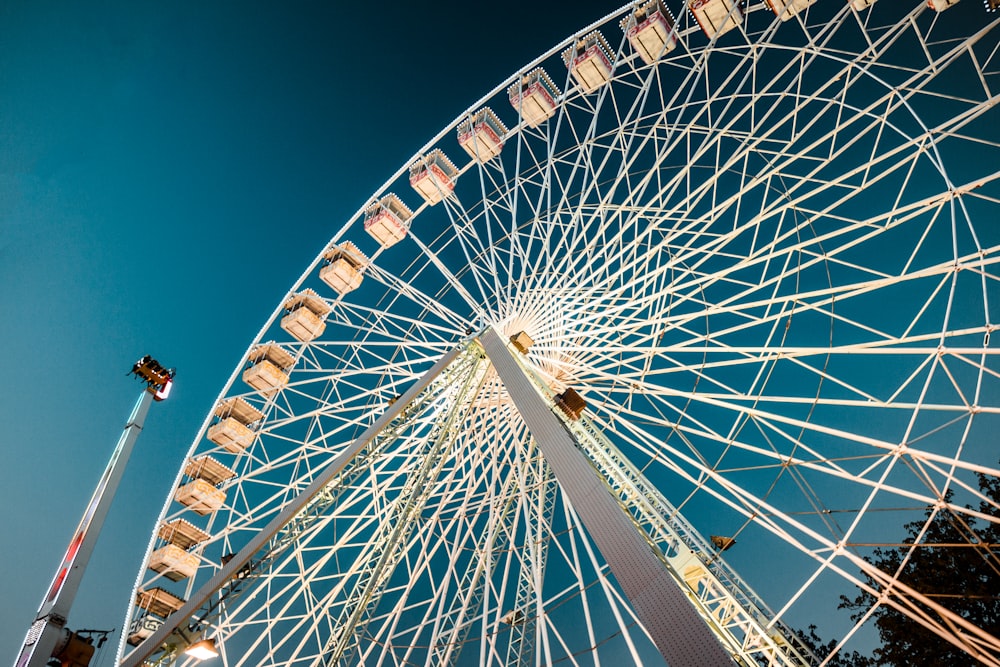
[
  {"xmin": 710, "ymin": 535, "xmax": 736, "ymax": 552},
  {"xmin": 184, "ymin": 638, "xmax": 219, "ymax": 661}
]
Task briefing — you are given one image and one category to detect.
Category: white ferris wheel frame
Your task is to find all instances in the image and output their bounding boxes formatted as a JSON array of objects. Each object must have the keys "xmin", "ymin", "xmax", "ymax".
[{"xmin": 118, "ymin": 2, "xmax": 1000, "ymax": 666}]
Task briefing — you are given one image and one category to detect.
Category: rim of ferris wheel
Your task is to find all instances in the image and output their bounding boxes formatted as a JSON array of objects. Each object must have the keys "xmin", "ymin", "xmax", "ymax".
[{"xmin": 118, "ymin": 2, "xmax": 1000, "ymax": 666}]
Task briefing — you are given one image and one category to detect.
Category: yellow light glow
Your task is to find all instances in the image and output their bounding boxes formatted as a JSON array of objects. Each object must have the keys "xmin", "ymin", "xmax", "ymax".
[{"xmin": 184, "ymin": 639, "xmax": 218, "ymax": 661}]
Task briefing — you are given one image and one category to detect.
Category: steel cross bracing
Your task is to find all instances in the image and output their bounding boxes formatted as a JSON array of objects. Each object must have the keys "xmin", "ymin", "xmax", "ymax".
[
  {"xmin": 567, "ymin": 417, "xmax": 814, "ymax": 666},
  {"xmin": 122, "ymin": 334, "xmax": 820, "ymax": 667},
  {"xmin": 503, "ymin": 449, "xmax": 555, "ymax": 667},
  {"xmin": 425, "ymin": 438, "xmax": 554, "ymax": 667},
  {"xmin": 500, "ymin": 335, "xmax": 814, "ymax": 667},
  {"xmin": 328, "ymin": 353, "xmax": 493, "ymax": 665},
  {"xmin": 479, "ymin": 328, "xmax": 738, "ymax": 667},
  {"xmin": 430, "ymin": 462, "xmax": 522, "ymax": 667},
  {"xmin": 120, "ymin": 346, "xmax": 476, "ymax": 667}
]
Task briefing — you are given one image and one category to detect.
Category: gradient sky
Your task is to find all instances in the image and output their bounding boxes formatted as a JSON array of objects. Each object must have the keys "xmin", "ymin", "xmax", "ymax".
[
  {"xmin": 0, "ymin": 1, "xmax": 617, "ymax": 661},
  {"xmin": 2, "ymin": 1, "xmax": 994, "ymax": 665}
]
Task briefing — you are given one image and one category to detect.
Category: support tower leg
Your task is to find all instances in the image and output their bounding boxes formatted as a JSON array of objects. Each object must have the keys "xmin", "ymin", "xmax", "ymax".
[
  {"xmin": 479, "ymin": 327, "xmax": 736, "ymax": 667},
  {"xmin": 15, "ymin": 390, "xmax": 155, "ymax": 667}
]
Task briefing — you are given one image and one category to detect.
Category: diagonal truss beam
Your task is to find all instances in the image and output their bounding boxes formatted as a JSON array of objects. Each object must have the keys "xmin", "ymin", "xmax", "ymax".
[
  {"xmin": 120, "ymin": 345, "xmax": 466, "ymax": 667},
  {"xmin": 123, "ymin": 332, "xmax": 815, "ymax": 667},
  {"xmin": 479, "ymin": 327, "xmax": 737, "ymax": 667}
]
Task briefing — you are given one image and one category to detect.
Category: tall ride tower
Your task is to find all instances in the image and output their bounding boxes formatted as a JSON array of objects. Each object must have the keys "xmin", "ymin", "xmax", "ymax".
[{"xmin": 14, "ymin": 357, "xmax": 174, "ymax": 667}]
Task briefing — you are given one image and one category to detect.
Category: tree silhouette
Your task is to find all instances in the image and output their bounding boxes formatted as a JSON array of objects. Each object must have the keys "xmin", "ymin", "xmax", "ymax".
[
  {"xmin": 794, "ymin": 625, "xmax": 872, "ymax": 667},
  {"xmin": 835, "ymin": 472, "xmax": 1000, "ymax": 666}
]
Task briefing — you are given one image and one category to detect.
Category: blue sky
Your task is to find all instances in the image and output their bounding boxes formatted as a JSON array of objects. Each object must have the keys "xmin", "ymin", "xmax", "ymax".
[
  {"xmin": 2, "ymin": 1, "xmax": 996, "ymax": 664},
  {"xmin": 0, "ymin": 1, "xmax": 616, "ymax": 660}
]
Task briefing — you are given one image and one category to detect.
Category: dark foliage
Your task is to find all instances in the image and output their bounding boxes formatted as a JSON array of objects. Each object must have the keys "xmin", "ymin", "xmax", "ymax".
[
  {"xmin": 834, "ymin": 473, "xmax": 1000, "ymax": 666},
  {"xmin": 795, "ymin": 625, "xmax": 872, "ymax": 667}
]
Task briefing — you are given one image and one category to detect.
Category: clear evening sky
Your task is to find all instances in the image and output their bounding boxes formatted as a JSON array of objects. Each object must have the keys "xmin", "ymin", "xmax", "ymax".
[{"xmin": 1, "ymin": 0, "xmax": 992, "ymax": 664}]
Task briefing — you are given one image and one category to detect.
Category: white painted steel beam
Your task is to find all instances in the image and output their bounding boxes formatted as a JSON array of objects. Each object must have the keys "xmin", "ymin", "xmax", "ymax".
[
  {"xmin": 478, "ymin": 327, "xmax": 737, "ymax": 667},
  {"xmin": 120, "ymin": 346, "xmax": 465, "ymax": 667}
]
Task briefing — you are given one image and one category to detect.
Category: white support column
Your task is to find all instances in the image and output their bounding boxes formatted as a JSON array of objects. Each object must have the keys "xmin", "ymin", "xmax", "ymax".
[
  {"xmin": 16, "ymin": 389, "xmax": 155, "ymax": 667},
  {"xmin": 479, "ymin": 327, "xmax": 736, "ymax": 667}
]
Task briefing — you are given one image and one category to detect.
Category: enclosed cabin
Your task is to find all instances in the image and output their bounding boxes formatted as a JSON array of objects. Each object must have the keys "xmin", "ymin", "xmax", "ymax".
[
  {"xmin": 765, "ymin": 0, "xmax": 816, "ymax": 20},
  {"xmin": 320, "ymin": 241, "xmax": 368, "ymax": 296},
  {"xmin": 620, "ymin": 0, "xmax": 678, "ymax": 65},
  {"xmin": 457, "ymin": 107, "xmax": 508, "ymax": 163},
  {"xmin": 207, "ymin": 397, "xmax": 264, "ymax": 453},
  {"xmin": 281, "ymin": 289, "xmax": 331, "ymax": 342},
  {"xmin": 149, "ymin": 519, "xmax": 210, "ymax": 584},
  {"xmin": 149, "ymin": 519, "xmax": 209, "ymax": 581},
  {"xmin": 689, "ymin": 0, "xmax": 744, "ymax": 39},
  {"xmin": 410, "ymin": 149, "xmax": 459, "ymax": 205},
  {"xmin": 562, "ymin": 31, "xmax": 614, "ymax": 94},
  {"xmin": 555, "ymin": 387, "xmax": 587, "ymax": 421},
  {"xmin": 243, "ymin": 343, "xmax": 295, "ymax": 395},
  {"xmin": 509, "ymin": 331, "xmax": 535, "ymax": 354},
  {"xmin": 127, "ymin": 612, "xmax": 163, "ymax": 647},
  {"xmin": 927, "ymin": 0, "xmax": 958, "ymax": 9},
  {"xmin": 148, "ymin": 543, "xmax": 198, "ymax": 582},
  {"xmin": 129, "ymin": 587, "xmax": 185, "ymax": 646},
  {"xmin": 364, "ymin": 193, "xmax": 413, "ymax": 248},
  {"xmin": 158, "ymin": 518, "xmax": 210, "ymax": 551},
  {"xmin": 175, "ymin": 455, "xmax": 235, "ymax": 516},
  {"xmin": 508, "ymin": 68, "xmax": 561, "ymax": 128}
]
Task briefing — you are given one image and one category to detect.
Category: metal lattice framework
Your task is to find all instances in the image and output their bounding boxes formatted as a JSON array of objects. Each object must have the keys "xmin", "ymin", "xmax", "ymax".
[{"xmin": 119, "ymin": 1, "xmax": 1000, "ymax": 666}]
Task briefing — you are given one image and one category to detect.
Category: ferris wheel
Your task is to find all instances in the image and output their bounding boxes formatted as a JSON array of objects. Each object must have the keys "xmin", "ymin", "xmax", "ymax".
[{"xmin": 118, "ymin": 1, "xmax": 1000, "ymax": 665}]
